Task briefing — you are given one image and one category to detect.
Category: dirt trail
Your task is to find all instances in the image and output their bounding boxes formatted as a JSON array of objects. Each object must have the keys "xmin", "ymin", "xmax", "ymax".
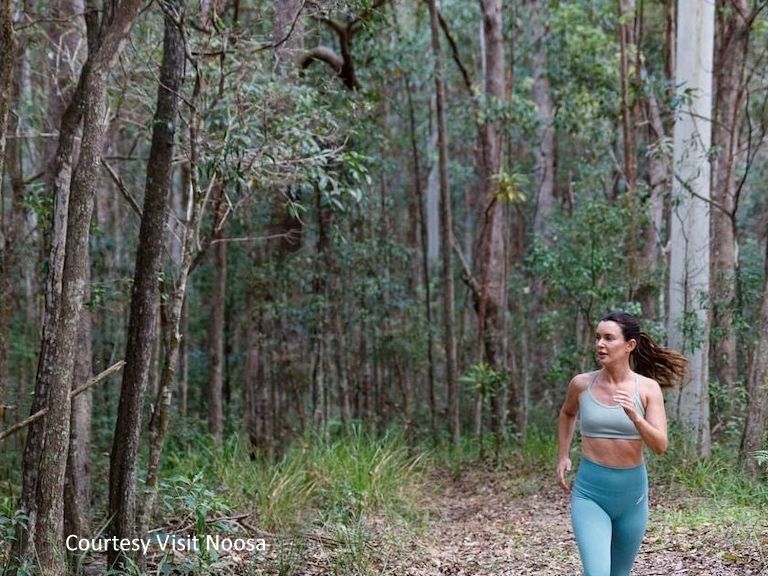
[{"xmin": 388, "ymin": 466, "xmax": 767, "ymax": 576}]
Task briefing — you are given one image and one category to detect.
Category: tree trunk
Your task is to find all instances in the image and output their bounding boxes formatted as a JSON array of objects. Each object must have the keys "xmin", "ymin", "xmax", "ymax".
[
  {"xmin": 0, "ymin": 16, "xmax": 20, "ymax": 424},
  {"xmin": 0, "ymin": 0, "xmax": 14, "ymax": 185},
  {"xmin": 740, "ymin": 233, "xmax": 768, "ymax": 473},
  {"xmin": 710, "ymin": 0, "xmax": 750, "ymax": 394},
  {"xmin": 17, "ymin": 63, "xmax": 84, "ymax": 567},
  {"xmin": 476, "ymin": 0, "xmax": 507, "ymax": 446},
  {"xmin": 638, "ymin": 76, "xmax": 668, "ymax": 319},
  {"xmin": 530, "ymin": 0, "xmax": 555, "ymax": 239},
  {"xmin": 207, "ymin": 183, "xmax": 227, "ymax": 443},
  {"xmin": 618, "ymin": 0, "xmax": 637, "ymax": 195},
  {"xmin": 178, "ymin": 291, "xmax": 189, "ymax": 417},
  {"xmin": 427, "ymin": 0, "xmax": 459, "ymax": 448},
  {"xmin": 331, "ymin": 275, "xmax": 351, "ymax": 428},
  {"xmin": 64, "ymin": 259, "xmax": 92, "ymax": 539},
  {"xmin": 108, "ymin": 1, "xmax": 184, "ymax": 566},
  {"xmin": 36, "ymin": 58, "xmax": 115, "ymax": 575},
  {"xmin": 667, "ymin": 0, "xmax": 714, "ymax": 457}
]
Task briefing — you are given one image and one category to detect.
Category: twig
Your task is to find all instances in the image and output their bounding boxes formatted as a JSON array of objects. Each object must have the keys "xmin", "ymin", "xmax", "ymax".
[
  {"xmin": 0, "ymin": 361, "xmax": 126, "ymax": 442},
  {"xmin": 451, "ymin": 236, "xmax": 481, "ymax": 298},
  {"xmin": 101, "ymin": 159, "xmax": 143, "ymax": 218}
]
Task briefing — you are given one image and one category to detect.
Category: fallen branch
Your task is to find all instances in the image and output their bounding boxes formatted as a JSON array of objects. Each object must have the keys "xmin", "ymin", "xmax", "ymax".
[{"xmin": 0, "ymin": 361, "xmax": 126, "ymax": 442}]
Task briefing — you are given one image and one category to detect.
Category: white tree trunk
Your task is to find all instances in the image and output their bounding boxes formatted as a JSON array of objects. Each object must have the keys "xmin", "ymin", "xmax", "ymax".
[{"xmin": 667, "ymin": 0, "xmax": 714, "ymax": 457}]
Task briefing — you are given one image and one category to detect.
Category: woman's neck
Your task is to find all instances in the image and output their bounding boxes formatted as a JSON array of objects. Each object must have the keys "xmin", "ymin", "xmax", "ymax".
[{"xmin": 601, "ymin": 363, "xmax": 632, "ymax": 385}]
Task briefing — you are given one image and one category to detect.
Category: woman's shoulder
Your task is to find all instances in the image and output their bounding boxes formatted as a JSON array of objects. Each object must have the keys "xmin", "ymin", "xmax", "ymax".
[
  {"xmin": 636, "ymin": 373, "xmax": 663, "ymax": 398},
  {"xmin": 569, "ymin": 370, "xmax": 598, "ymax": 391}
]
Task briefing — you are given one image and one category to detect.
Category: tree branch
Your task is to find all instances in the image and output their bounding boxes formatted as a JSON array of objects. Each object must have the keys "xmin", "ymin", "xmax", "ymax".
[{"xmin": 0, "ymin": 361, "xmax": 126, "ymax": 442}]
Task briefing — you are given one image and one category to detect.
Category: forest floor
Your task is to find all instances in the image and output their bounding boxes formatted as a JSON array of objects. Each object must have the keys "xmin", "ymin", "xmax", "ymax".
[{"xmin": 270, "ymin": 462, "xmax": 768, "ymax": 576}]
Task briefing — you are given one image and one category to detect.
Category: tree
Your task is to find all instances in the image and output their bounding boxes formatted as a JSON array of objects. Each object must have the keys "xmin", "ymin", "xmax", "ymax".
[
  {"xmin": 740, "ymin": 232, "xmax": 768, "ymax": 472},
  {"xmin": 475, "ymin": 0, "xmax": 507, "ymax": 448},
  {"xmin": 667, "ymin": 0, "xmax": 714, "ymax": 457},
  {"xmin": 426, "ymin": 0, "xmax": 458, "ymax": 448},
  {"xmin": 108, "ymin": 0, "xmax": 185, "ymax": 566},
  {"xmin": 530, "ymin": 0, "xmax": 555, "ymax": 240},
  {"xmin": 0, "ymin": 0, "xmax": 17, "ymax": 423},
  {"xmin": 709, "ymin": 0, "xmax": 758, "ymax": 394}
]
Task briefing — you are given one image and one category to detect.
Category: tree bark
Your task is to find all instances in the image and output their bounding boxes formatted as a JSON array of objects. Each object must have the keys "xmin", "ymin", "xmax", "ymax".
[
  {"xmin": 36, "ymin": 65, "xmax": 113, "ymax": 576},
  {"xmin": 740, "ymin": 233, "xmax": 768, "ymax": 473},
  {"xmin": 710, "ymin": 0, "xmax": 750, "ymax": 394},
  {"xmin": 667, "ymin": 0, "xmax": 714, "ymax": 457},
  {"xmin": 17, "ymin": 63, "xmax": 84, "ymax": 568},
  {"xmin": 207, "ymin": 183, "xmax": 227, "ymax": 443},
  {"xmin": 638, "ymin": 77, "xmax": 668, "ymax": 318},
  {"xmin": 64, "ymin": 261, "xmax": 92, "ymax": 539},
  {"xmin": 530, "ymin": 0, "xmax": 555, "ymax": 239},
  {"xmin": 427, "ymin": 0, "xmax": 459, "ymax": 448},
  {"xmin": 0, "ymin": 11, "xmax": 19, "ymax": 424},
  {"xmin": 0, "ymin": 0, "xmax": 14, "ymax": 185},
  {"xmin": 618, "ymin": 0, "xmax": 638, "ymax": 195},
  {"xmin": 476, "ymin": 0, "xmax": 507, "ymax": 447},
  {"xmin": 108, "ymin": 0, "xmax": 184, "ymax": 566},
  {"xmin": 404, "ymin": 75, "xmax": 437, "ymax": 440}
]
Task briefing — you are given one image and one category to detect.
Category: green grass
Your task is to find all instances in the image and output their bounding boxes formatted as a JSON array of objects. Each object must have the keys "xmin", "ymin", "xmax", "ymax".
[{"xmin": 156, "ymin": 425, "xmax": 427, "ymax": 575}]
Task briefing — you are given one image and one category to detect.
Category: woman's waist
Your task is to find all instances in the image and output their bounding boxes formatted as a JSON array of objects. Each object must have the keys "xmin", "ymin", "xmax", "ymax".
[
  {"xmin": 581, "ymin": 437, "xmax": 644, "ymax": 468},
  {"xmin": 575, "ymin": 454, "xmax": 648, "ymax": 492}
]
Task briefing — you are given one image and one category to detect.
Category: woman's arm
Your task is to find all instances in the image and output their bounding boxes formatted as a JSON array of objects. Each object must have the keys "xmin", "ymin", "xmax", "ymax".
[
  {"xmin": 557, "ymin": 375, "xmax": 585, "ymax": 491},
  {"xmin": 613, "ymin": 379, "xmax": 668, "ymax": 454}
]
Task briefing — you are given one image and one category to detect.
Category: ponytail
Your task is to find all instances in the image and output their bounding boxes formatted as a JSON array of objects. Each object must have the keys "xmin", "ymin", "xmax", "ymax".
[
  {"xmin": 632, "ymin": 332, "xmax": 688, "ymax": 388},
  {"xmin": 600, "ymin": 311, "xmax": 688, "ymax": 388}
]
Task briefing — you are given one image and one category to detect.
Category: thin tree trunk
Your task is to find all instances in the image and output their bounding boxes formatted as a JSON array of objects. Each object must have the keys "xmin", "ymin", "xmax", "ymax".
[
  {"xmin": 178, "ymin": 290, "xmax": 189, "ymax": 417},
  {"xmin": 0, "ymin": 0, "xmax": 15, "ymax": 426},
  {"xmin": 710, "ymin": 0, "xmax": 750, "ymax": 394},
  {"xmin": 244, "ymin": 280, "xmax": 272, "ymax": 457},
  {"xmin": 0, "ymin": 0, "xmax": 14, "ymax": 184},
  {"xmin": 0, "ymin": 24, "xmax": 21, "ymax": 425},
  {"xmin": 331, "ymin": 276, "xmax": 351, "ymax": 428},
  {"xmin": 108, "ymin": 1, "xmax": 184, "ymax": 566},
  {"xmin": 618, "ymin": 0, "xmax": 638, "ymax": 195},
  {"xmin": 740, "ymin": 233, "xmax": 768, "ymax": 473},
  {"xmin": 476, "ymin": 0, "xmax": 507, "ymax": 447},
  {"xmin": 64, "ymin": 260, "xmax": 92, "ymax": 538},
  {"xmin": 638, "ymin": 80, "xmax": 668, "ymax": 319},
  {"xmin": 406, "ymin": 78, "xmax": 437, "ymax": 440},
  {"xmin": 207, "ymin": 183, "xmax": 227, "ymax": 443},
  {"xmin": 530, "ymin": 0, "xmax": 555, "ymax": 239},
  {"xmin": 427, "ymin": 0, "xmax": 459, "ymax": 448}
]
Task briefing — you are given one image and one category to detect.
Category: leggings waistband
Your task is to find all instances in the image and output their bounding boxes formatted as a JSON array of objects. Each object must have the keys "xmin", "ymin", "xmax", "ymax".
[{"xmin": 575, "ymin": 456, "xmax": 647, "ymax": 494}]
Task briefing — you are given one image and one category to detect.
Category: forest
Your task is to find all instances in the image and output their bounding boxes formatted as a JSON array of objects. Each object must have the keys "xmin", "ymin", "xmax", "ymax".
[{"xmin": 1, "ymin": 0, "xmax": 767, "ymax": 573}]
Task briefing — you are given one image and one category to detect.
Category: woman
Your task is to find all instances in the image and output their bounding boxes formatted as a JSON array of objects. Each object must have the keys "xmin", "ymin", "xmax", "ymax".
[{"xmin": 556, "ymin": 311, "xmax": 687, "ymax": 576}]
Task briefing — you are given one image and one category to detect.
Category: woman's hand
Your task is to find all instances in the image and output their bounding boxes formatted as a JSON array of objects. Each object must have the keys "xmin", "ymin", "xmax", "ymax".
[
  {"xmin": 557, "ymin": 457, "xmax": 572, "ymax": 492},
  {"xmin": 613, "ymin": 390, "xmax": 641, "ymax": 423}
]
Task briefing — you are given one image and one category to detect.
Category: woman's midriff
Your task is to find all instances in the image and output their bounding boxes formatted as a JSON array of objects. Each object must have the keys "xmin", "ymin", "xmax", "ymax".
[{"xmin": 582, "ymin": 436, "xmax": 644, "ymax": 467}]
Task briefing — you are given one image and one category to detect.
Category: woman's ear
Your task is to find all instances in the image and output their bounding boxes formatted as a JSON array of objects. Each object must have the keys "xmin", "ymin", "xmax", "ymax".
[{"xmin": 627, "ymin": 338, "xmax": 637, "ymax": 352}]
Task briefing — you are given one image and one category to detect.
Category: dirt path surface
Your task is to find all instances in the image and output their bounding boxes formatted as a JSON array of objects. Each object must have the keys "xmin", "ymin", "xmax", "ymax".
[{"xmin": 388, "ymin": 466, "xmax": 768, "ymax": 576}]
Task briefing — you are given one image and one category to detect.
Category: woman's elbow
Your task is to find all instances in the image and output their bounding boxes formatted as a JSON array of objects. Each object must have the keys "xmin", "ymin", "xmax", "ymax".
[{"xmin": 653, "ymin": 438, "xmax": 668, "ymax": 455}]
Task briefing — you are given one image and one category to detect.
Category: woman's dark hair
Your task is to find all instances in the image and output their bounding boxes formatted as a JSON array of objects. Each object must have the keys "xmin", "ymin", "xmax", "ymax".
[{"xmin": 600, "ymin": 311, "xmax": 688, "ymax": 388}]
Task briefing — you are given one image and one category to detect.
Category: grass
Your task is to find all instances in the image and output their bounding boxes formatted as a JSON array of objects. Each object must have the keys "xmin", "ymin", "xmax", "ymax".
[
  {"xmin": 155, "ymin": 425, "xmax": 427, "ymax": 575},
  {"xmin": 3, "ymin": 419, "xmax": 765, "ymax": 575}
]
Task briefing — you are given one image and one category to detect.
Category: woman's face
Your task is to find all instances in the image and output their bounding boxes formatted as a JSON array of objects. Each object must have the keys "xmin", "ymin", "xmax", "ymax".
[{"xmin": 595, "ymin": 320, "xmax": 636, "ymax": 365}]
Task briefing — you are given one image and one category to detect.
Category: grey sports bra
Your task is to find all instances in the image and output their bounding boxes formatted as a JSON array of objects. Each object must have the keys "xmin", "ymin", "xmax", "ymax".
[{"xmin": 579, "ymin": 371, "xmax": 645, "ymax": 440}]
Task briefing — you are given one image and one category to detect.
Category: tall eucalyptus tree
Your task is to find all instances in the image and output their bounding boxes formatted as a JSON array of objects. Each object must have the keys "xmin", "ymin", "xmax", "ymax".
[{"xmin": 668, "ymin": 0, "xmax": 714, "ymax": 457}]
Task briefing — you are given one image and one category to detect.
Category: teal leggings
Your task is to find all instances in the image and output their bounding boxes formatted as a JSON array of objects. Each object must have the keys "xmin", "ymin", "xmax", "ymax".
[{"xmin": 571, "ymin": 457, "xmax": 648, "ymax": 576}]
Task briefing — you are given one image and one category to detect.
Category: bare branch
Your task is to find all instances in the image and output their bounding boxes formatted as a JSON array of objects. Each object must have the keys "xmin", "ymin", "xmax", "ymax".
[{"xmin": 0, "ymin": 361, "xmax": 126, "ymax": 442}]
